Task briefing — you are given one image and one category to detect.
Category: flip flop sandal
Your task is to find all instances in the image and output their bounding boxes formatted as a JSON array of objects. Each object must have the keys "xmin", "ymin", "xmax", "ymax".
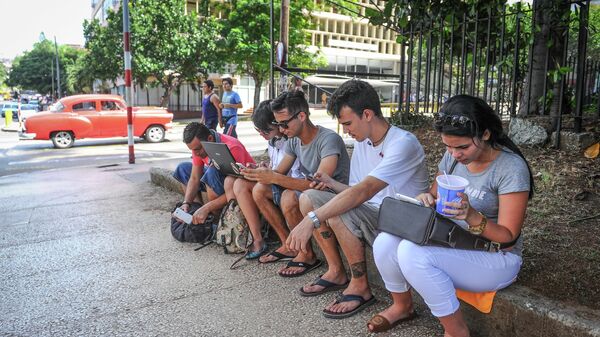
[
  {"xmin": 245, "ymin": 242, "xmax": 268, "ymax": 260},
  {"xmin": 259, "ymin": 250, "xmax": 296, "ymax": 264},
  {"xmin": 322, "ymin": 294, "xmax": 377, "ymax": 319},
  {"xmin": 278, "ymin": 259, "xmax": 323, "ymax": 278},
  {"xmin": 367, "ymin": 311, "xmax": 418, "ymax": 333},
  {"xmin": 298, "ymin": 274, "xmax": 349, "ymax": 297}
]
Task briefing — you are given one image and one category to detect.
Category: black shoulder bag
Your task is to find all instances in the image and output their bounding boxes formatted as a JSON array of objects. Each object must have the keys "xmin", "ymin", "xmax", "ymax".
[{"xmin": 376, "ymin": 161, "xmax": 518, "ymax": 252}]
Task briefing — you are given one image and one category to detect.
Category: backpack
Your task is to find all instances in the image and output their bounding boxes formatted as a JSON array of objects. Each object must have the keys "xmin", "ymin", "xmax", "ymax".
[
  {"xmin": 170, "ymin": 202, "xmax": 214, "ymax": 243},
  {"xmin": 214, "ymin": 199, "xmax": 252, "ymax": 254}
]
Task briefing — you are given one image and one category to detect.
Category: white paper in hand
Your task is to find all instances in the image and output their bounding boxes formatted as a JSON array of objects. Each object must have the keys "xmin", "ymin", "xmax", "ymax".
[
  {"xmin": 395, "ymin": 193, "xmax": 423, "ymax": 206},
  {"xmin": 173, "ymin": 207, "xmax": 193, "ymax": 224}
]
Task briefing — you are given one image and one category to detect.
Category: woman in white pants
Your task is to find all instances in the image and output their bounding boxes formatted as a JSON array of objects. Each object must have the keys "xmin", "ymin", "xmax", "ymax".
[{"xmin": 369, "ymin": 95, "xmax": 534, "ymax": 336}]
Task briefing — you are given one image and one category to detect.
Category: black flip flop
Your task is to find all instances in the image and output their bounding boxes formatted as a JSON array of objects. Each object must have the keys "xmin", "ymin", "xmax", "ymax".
[
  {"xmin": 299, "ymin": 274, "xmax": 349, "ymax": 297},
  {"xmin": 322, "ymin": 294, "xmax": 377, "ymax": 319},
  {"xmin": 259, "ymin": 250, "xmax": 296, "ymax": 264},
  {"xmin": 278, "ymin": 259, "xmax": 323, "ymax": 278}
]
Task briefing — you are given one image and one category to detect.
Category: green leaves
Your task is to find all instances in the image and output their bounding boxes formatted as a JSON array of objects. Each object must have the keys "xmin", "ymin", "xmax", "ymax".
[{"xmin": 7, "ymin": 40, "xmax": 84, "ymax": 95}]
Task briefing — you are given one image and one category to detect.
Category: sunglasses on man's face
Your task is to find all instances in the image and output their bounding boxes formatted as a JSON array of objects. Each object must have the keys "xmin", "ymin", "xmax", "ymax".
[
  {"xmin": 434, "ymin": 113, "xmax": 472, "ymax": 127},
  {"xmin": 271, "ymin": 111, "xmax": 301, "ymax": 129}
]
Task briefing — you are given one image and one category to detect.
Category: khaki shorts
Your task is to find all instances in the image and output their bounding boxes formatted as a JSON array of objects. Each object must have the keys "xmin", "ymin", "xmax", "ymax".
[{"xmin": 303, "ymin": 189, "xmax": 380, "ymax": 246}]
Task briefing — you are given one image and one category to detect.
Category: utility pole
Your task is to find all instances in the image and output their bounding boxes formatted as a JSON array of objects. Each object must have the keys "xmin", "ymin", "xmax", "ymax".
[
  {"xmin": 269, "ymin": 0, "xmax": 274, "ymax": 98},
  {"xmin": 54, "ymin": 37, "xmax": 61, "ymax": 98},
  {"xmin": 278, "ymin": 0, "xmax": 289, "ymax": 93},
  {"xmin": 123, "ymin": 0, "xmax": 135, "ymax": 164}
]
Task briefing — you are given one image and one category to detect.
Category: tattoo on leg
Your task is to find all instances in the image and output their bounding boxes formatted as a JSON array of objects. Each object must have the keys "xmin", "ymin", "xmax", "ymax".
[
  {"xmin": 320, "ymin": 231, "xmax": 332, "ymax": 239},
  {"xmin": 350, "ymin": 261, "xmax": 367, "ymax": 278}
]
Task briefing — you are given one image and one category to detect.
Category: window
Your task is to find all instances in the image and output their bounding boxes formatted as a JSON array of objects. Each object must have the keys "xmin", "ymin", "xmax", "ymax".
[
  {"xmin": 72, "ymin": 101, "xmax": 97, "ymax": 112},
  {"xmin": 101, "ymin": 101, "xmax": 121, "ymax": 111}
]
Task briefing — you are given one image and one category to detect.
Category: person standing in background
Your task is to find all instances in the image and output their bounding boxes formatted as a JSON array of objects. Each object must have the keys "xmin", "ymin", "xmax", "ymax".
[
  {"xmin": 201, "ymin": 80, "xmax": 221, "ymax": 130},
  {"xmin": 219, "ymin": 78, "xmax": 242, "ymax": 138}
]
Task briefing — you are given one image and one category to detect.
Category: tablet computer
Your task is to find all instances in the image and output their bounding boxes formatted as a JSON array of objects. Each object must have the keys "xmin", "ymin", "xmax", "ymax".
[{"xmin": 200, "ymin": 141, "xmax": 244, "ymax": 178}]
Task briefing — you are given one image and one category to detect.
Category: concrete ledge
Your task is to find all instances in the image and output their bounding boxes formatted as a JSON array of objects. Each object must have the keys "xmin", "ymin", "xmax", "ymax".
[
  {"xmin": 149, "ymin": 167, "xmax": 183, "ymax": 194},
  {"xmin": 149, "ymin": 166, "xmax": 600, "ymax": 337},
  {"xmin": 465, "ymin": 285, "xmax": 600, "ymax": 337}
]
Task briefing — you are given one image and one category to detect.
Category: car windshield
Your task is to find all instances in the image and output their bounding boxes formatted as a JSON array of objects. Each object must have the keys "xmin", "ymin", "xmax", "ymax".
[{"xmin": 50, "ymin": 102, "xmax": 65, "ymax": 112}]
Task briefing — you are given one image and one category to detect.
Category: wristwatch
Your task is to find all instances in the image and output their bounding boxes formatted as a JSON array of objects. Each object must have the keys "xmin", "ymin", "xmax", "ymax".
[
  {"xmin": 468, "ymin": 212, "xmax": 487, "ymax": 235},
  {"xmin": 307, "ymin": 211, "xmax": 321, "ymax": 229}
]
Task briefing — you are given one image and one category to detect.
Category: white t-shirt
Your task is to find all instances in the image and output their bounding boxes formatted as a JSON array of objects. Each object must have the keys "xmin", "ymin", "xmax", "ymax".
[
  {"xmin": 269, "ymin": 138, "xmax": 302, "ymax": 178},
  {"xmin": 350, "ymin": 126, "xmax": 429, "ymax": 206}
]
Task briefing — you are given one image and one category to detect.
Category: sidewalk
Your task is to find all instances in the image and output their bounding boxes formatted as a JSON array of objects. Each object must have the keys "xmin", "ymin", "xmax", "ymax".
[{"xmin": 0, "ymin": 161, "xmax": 441, "ymax": 337}]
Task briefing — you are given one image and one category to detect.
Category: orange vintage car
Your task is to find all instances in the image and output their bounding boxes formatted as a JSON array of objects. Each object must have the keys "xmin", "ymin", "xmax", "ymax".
[{"xmin": 20, "ymin": 94, "xmax": 173, "ymax": 148}]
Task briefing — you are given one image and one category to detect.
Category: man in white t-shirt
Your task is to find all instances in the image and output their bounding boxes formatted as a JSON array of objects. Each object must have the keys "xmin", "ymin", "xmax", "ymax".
[
  {"xmin": 287, "ymin": 80, "xmax": 429, "ymax": 319},
  {"xmin": 224, "ymin": 100, "xmax": 301, "ymax": 260}
]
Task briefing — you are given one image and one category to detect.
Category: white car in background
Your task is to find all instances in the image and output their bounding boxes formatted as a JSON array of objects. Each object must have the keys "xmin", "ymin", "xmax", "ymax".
[{"xmin": 18, "ymin": 104, "xmax": 41, "ymax": 121}]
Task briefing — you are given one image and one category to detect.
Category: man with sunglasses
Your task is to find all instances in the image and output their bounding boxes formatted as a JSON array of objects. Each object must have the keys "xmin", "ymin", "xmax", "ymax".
[
  {"xmin": 243, "ymin": 90, "xmax": 350, "ymax": 277},
  {"xmin": 286, "ymin": 80, "xmax": 429, "ymax": 319}
]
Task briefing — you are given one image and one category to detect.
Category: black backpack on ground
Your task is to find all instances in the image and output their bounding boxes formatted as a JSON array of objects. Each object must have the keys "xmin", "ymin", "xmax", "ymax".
[{"xmin": 170, "ymin": 202, "xmax": 215, "ymax": 243}]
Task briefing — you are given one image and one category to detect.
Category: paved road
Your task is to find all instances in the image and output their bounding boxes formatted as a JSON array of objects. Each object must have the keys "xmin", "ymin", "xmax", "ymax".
[{"xmin": 0, "ymin": 110, "xmax": 347, "ymax": 177}]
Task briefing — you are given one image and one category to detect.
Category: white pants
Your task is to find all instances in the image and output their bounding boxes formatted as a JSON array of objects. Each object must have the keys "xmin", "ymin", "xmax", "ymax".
[{"xmin": 373, "ymin": 232, "xmax": 522, "ymax": 317}]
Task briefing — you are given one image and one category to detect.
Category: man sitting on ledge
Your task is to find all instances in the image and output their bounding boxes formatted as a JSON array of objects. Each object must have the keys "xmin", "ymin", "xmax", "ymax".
[
  {"xmin": 173, "ymin": 122, "xmax": 254, "ymax": 224},
  {"xmin": 287, "ymin": 79, "xmax": 429, "ymax": 319}
]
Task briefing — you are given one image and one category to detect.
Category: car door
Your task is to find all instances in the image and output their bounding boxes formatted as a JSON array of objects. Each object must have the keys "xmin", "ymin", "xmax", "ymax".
[
  {"xmin": 99, "ymin": 99, "xmax": 128, "ymax": 136},
  {"xmin": 72, "ymin": 100, "xmax": 101, "ymax": 137}
]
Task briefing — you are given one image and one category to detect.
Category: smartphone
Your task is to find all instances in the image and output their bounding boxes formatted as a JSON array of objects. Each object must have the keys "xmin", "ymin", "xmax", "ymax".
[
  {"xmin": 304, "ymin": 172, "xmax": 336, "ymax": 194},
  {"xmin": 173, "ymin": 207, "xmax": 193, "ymax": 224}
]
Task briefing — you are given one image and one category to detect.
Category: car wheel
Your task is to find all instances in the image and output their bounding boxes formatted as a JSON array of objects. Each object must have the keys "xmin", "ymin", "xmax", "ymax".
[
  {"xmin": 144, "ymin": 125, "xmax": 165, "ymax": 143},
  {"xmin": 51, "ymin": 131, "xmax": 74, "ymax": 149}
]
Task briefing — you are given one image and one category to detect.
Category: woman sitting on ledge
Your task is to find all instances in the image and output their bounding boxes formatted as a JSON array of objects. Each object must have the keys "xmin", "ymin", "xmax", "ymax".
[{"xmin": 369, "ymin": 95, "xmax": 534, "ymax": 336}]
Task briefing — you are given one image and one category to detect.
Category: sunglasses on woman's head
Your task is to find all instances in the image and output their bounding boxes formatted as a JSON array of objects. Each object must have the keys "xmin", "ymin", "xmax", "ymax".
[
  {"xmin": 434, "ymin": 113, "xmax": 472, "ymax": 127},
  {"xmin": 271, "ymin": 111, "xmax": 302, "ymax": 129}
]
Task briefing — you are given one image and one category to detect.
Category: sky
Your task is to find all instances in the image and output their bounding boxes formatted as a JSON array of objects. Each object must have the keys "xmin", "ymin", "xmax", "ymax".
[{"xmin": 0, "ymin": 0, "xmax": 90, "ymax": 60}]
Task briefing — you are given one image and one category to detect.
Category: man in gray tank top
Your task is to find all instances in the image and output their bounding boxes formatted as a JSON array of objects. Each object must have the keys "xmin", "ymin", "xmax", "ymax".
[{"xmin": 242, "ymin": 91, "xmax": 350, "ymax": 277}]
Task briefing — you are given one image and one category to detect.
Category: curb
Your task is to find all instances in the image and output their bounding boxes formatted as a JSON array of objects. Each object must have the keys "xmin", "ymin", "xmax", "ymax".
[{"xmin": 149, "ymin": 166, "xmax": 600, "ymax": 337}]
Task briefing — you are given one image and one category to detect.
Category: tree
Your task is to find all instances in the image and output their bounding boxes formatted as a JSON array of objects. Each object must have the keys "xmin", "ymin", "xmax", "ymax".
[
  {"xmin": 130, "ymin": 0, "xmax": 224, "ymax": 106},
  {"xmin": 7, "ymin": 40, "xmax": 83, "ymax": 96},
  {"xmin": 518, "ymin": 0, "xmax": 570, "ymax": 122},
  {"xmin": 0, "ymin": 63, "xmax": 7, "ymax": 86},
  {"xmin": 81, "ymin": 14, "xmax": 124, "ymax": 87},
  {"xmin": 219, "ymin": 0, "xmax": 326, "ymax": 109},
  {"xmin": 81, "ymin": 0, "xmax": 224, "ymax": 106}
]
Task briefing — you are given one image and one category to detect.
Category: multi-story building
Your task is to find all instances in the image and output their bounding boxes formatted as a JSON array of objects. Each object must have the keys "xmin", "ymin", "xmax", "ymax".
[{"xmin": 90, "ymin": 0, "xmax": 401, "ymax": 109}]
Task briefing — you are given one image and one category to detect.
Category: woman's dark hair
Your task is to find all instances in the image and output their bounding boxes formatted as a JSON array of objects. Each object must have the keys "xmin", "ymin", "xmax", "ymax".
[
  {"xmin": 436, "ymin": 95, "xmax": 534, "ymax": 199},
  {"xmin": 328, "ymin": 79, "xmax": 382, "ymax": 118},
  {"xmin": 271, "ymin": 90, "xmax": 310, "ymax": 117},
  {"xmin": 252, "ymin": 99, "xmax": 274, "ymax": 132}
]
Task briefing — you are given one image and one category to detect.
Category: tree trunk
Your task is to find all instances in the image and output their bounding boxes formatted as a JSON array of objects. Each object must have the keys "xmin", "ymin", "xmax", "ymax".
[
  {"xmin": 253, "ymin": 76, "xmax": 263, "ymax": 112},
  {"xmin": 160, "ymin": 77, "xmax": 174, "ymax": 108},
  {"xmin": 518, "ymin": 0, "xmax": 569, "ymax": 118}
]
